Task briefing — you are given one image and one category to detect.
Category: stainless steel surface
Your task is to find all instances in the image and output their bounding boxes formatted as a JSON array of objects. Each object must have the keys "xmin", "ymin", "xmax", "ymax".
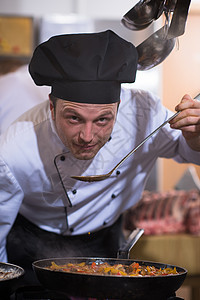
[
  {"xmin": 136, "ymin": 25, "xmax": 176, "ymax": 71},
  {"xmin": 167, "ymin": 0, "xmax": 191, "ymax": 39},
  {"xmin": 121, "ymin": 0, "xmax": 165, "ymax": 31},
  {"xmin": 71, "ymin": 111, "xmax": 180, "ymax": 182}
]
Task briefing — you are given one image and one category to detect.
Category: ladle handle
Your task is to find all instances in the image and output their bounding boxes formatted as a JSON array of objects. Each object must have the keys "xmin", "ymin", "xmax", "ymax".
[{"xmin": 111, "ymin": 111, "xmax": 180, "ymax": 173}]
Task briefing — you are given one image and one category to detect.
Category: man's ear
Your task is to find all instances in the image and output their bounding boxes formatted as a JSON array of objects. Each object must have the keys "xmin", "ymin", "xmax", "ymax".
[{"xmin": 49, "ymin": 95, "xmax": 55, "ymax": 120}]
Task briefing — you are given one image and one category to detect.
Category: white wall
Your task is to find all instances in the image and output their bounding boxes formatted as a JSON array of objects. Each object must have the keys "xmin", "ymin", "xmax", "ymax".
[
  {"xmin": 1, "ymin": 0, "xmax": 200, "ymax": 20},
  {"xmin": 76, "ymin": 0, "xmax": 137, "ymax": 19},
  {"xmin": 0, "ymin": 0, "xmax": 137, "ymax": 18},
  {"xmin": 0, "ymin": 0, "xmax": 75, "ymax": 17}
]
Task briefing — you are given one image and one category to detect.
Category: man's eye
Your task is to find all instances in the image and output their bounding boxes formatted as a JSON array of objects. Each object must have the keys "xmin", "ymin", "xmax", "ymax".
[
  {"xmin": 99, "ymin": 118, "xmax": 106, "ymax": 122},
  {"xmin": 67, "ymin": 115, "xmax": 80, "ymax": 122},
  {"xmin": 71, "ymin": 116, "xmax": 78, "ymax": 121},
  {"xmin": 97, "ymin": 117, "xmax": 109, "ymax": 125}
]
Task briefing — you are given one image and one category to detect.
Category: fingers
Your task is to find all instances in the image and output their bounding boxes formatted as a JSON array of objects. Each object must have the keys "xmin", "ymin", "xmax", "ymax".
[
  {"xmin": 169, "ymin": 94, "xmax": 200, "ymax": 130},
  {"xmin": 175, "ymin": 94, "xmax": 199, "ymax": 112},
  {"xmin": 170, "ymin": 114, "xmax": 200, "ymax": 129}
]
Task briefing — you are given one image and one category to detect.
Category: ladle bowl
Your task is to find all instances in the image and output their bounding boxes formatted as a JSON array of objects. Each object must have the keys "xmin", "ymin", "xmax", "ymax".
[
  {"xmin": 121, "ymin": 0, "xmax": 165, "ymax": 31},
  {"xmin": 136, "ymin": 25, "xmax": 176, "ymax": 71}
]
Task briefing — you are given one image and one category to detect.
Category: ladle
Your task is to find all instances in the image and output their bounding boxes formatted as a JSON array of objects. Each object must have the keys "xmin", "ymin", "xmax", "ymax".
[
  {"xmin": 71, "ymin": 111, "xmax": 180, "ymax": 182},
  {"xmin": 136, "ymin": 25, "xmax": 176, "ymax": 71},
  {"xmin": 121, "ymin": 0, "xmax": 165, "ymax": 31}
]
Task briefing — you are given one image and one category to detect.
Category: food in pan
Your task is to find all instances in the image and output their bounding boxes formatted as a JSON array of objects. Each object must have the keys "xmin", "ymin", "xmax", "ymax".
[
  {"xmin": 0, "ymin": 268, "xmax": 19, "ymax": 281},
  {"xmin": 47, "ymin": 261, "xmax": 179, "ymax": 277}
]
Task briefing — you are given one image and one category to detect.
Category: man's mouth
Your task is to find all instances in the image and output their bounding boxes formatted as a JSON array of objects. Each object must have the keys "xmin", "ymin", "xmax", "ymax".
[{"xmin": 74, "ymin": 143, "xmax": 96, "ymax": 151}]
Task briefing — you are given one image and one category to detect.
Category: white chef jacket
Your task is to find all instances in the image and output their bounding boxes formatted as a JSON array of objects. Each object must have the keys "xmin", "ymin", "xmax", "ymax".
[
  {"xmin": 0, "ymin": 87, "xmax": 199, "ymax": 262},
  {"xmin": 0, "ymin": 65, "xmax": 50, "ymax": 134}
]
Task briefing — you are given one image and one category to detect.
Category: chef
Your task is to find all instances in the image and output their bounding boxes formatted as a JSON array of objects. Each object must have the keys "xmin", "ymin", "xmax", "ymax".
[{"xmin": 0, "ymin": 30, "xmax": 200, "ymax": 285}]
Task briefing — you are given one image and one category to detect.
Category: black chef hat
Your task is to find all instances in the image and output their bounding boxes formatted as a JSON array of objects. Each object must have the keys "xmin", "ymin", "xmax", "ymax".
[{"xmin": 29, "ymin": 30, "xmax": 138, "ymax": 104}]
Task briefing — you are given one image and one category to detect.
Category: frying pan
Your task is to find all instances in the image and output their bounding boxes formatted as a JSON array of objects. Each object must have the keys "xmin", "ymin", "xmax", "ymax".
[
  {"xmin": 33, "ymin": 228, "xmax": 187, "ymax": 299},
  {"xmin": 0, "ymin": 262, "xmax": 24, "ymax": 297},
  {"xmin": 33, "ymin": 258, "xmax": 187, "ymax": 299}
]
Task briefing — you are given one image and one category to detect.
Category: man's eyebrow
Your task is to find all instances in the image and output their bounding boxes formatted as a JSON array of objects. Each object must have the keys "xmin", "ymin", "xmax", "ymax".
[
  {"xmin": 98, "ymin": 110, "xmax": 114, "ymax": 116},
  {"xmin": 62, "ymin": 108, "xmax": 80, "ymax": 115},
  {"xmin": 63, "ymin": 108, "xmax": 114, "ymax": 116}
]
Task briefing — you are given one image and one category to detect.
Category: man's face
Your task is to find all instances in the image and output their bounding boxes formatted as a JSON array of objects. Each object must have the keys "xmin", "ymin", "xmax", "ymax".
[{"xmin": 50, "ymin": 98, "xmax": 118, "ymax": 160}]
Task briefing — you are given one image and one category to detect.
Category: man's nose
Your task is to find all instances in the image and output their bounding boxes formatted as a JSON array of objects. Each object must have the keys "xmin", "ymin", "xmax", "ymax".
[{"xmin": 79, "ymin": 123, "xmax": 94, "ymax": 143}]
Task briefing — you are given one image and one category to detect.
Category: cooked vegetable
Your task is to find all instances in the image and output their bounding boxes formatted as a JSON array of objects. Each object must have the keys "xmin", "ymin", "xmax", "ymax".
[
  {"xmin": 0, "ymin": 268, "xmax": 18, "ymax": 281},
  {"xmin": 47, "ymin": 261, "xmax": 179, "ymax": 277}
]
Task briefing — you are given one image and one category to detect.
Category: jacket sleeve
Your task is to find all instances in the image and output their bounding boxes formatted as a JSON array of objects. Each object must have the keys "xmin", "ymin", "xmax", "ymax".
[
  {"xmin": 154, "ymin": 110, "xmax": 200, "ymax": 165},
  {"xmin": 174, "ymin": 134, "xmax": 200, "ymax": 165},
  {"xmin": 0, "ymin": 157, "xmax": 24, "ymax": 262}
]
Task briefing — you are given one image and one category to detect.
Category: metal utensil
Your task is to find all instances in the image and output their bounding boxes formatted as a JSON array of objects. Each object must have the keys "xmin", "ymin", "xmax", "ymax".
[
  {"xmin": 136, "ymin": 25, "xmax": 176, "ymax": 71},
  {"xmin": 32, "ymin": 250, "xmax": 187, "ymax": 299},
  {"xmin": 121, "ymin": 0, "xmax": 165, "ymax": 31},
  {"xmin": 71, "ymin": 111, "xmax": 180, "ymax": 182},
  {"xmin": 167, "ymin": 0, "xmax": 191, "ymax": 39},
  {"xmin": 117, "ymin": 228, "xmax": 144, "ymax": 259},
  {"xmin": 0, "ymin": 262, "xmax": 24, "ymax": 297}
]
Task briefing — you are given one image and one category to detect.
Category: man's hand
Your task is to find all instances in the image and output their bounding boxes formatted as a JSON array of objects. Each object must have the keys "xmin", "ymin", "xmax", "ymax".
[{"xmin": 169, "ymin": 94, "xmax": 200, "ymax": 151}]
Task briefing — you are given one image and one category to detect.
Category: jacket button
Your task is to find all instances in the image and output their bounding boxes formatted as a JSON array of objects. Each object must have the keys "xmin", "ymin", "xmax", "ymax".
[
  {"xmin": 60, "ymin": 155, "xmax": 65, "ymax": 161},
  {"xmin": 116, "ymin": 170, "xmax": 120, "ymax": 175},
  {"xmin": 72, "ymin": 189, "xmax": 77, "ymax": 194},
  {"xmin": 103, "ymin": 221, "xmax": 107, "ymax": 226},
  {"xmin": 70, "ymin": 227, "xmax": 74, "ymax": 233},
  {"xmin": 111, "ymin": 194, "xmax": 116, "ymax": 199}
]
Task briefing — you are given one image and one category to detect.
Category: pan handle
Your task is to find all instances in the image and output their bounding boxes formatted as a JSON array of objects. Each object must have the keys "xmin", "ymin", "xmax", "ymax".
[{"xmin": 117, "ymin": 228, "xmax": 144, "ymax": 259}]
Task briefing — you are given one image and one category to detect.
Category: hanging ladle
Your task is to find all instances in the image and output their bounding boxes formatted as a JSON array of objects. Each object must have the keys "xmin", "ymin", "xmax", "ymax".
[
  {"xmin": 121, "ymin": 0, "xmax": 165, "ymax": 31},
  {"xmin": 71, "ymin": 111, "xmax": 180, "ymax": 182},
  {"xmin": 136, "ymin": 25, "xmax": 176, "ymax": 71}
]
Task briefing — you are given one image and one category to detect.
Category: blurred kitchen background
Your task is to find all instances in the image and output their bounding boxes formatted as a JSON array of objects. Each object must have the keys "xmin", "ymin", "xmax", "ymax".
[{"xmin": 0, "ymin": 1, "xmax": 200, "ymax": 299}]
